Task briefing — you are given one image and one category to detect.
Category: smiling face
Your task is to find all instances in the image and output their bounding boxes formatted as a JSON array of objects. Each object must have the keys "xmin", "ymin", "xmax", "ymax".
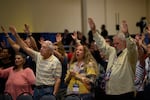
[
  {"xmin": 75, "ymin": 45, "xmax": 84, "ymax": 61},
  {"xmin": 15, "ymin": 54, "xmax": 25, "ymax": 66}
]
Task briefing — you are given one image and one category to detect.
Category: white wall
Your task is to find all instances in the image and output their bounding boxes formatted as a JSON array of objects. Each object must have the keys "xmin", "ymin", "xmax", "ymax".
[
  {"xmin": 86, "ymin": 0, "xmax": 147, "ymax": 35},
  {"xmin": 0, "ymin": 0, "xmax": 148, "ymax": 35},
  {"xmin": 86, "ymin": 0, "xmax": 106, "ymax": 34}
]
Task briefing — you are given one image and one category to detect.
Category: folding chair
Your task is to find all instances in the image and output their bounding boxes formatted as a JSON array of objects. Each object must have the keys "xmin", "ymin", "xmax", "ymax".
[
  {"xmin": 40, "ymin": 94, "xmax": 56, "ymax": 100},
  {"xmin": 16, "ymin": 92, "xmax": 33, "ymax": 100},
  {"xmin": 64, "ymin": 94, "xmax": 81, "ymax": 100},
  {"xmin": 0, "ymin": 92, "xmax": 13, "ymax": 100}
]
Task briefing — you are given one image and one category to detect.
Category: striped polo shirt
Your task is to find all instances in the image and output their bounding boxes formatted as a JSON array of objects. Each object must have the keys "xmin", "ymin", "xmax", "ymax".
[{"xmin": 33, "ymin": 52, "xmax": 62, "ymax": 86}]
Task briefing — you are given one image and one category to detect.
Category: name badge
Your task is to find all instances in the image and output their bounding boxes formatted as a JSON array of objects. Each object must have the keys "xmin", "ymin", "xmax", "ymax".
[
  {"xmin": 105, "ymin": 69, "xmax": 111, "ymax": 81},
  {"xmin": 73, "ymin": 83, "xmax": 79, "ymax": 94}
]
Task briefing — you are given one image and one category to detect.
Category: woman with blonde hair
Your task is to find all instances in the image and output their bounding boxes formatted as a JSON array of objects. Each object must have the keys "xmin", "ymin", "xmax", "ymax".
[{"xmin": 65, "ymin": 44, "xmax": 98, "ymax": 100}]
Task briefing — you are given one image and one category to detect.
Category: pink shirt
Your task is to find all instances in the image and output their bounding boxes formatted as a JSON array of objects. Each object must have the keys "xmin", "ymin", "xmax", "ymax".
[{"xmin": 0, "ymin": 67, "xmax": 35, "ymax": 100}]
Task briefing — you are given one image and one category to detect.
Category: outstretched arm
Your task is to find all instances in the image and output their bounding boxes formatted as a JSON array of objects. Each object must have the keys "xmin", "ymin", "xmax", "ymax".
[
  {"xmin": 135, "ymin": 34, "xmax": 146, "ymax": 67},
  {"xmin": 1, "ymin": 26, "xmax": 20, "ymax": 52},
  {"xmin": 120, "ymin": 20, "xmax": 138, "ymax": 73},
  {"xmin": 24, "ymin": 24, "xmax": 39, "ymax": 51},
  {"xmin": 9, "ymin": 26, "xmax": 35, "ymax": 58},
  {"xmin": 88, "ymin": 18, "xmax": 97, "ymax": 33},
  {"xmin": 71, "ymin": 31, "xmax": 81, "ymax": 46}
]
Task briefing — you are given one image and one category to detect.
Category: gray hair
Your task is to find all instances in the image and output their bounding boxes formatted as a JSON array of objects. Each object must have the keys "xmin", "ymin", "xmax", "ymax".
[
  {"xmin": 44, "ymin": 40, "xmax": 54, "ymax": 51},
  {"xmin": 113, "ymin": 32, "xmax": 126, "ymax": 41}
]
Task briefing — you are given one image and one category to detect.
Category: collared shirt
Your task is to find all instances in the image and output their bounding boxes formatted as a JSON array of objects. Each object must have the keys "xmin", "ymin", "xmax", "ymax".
[
  {"xmin": 32, "ymin": 51, "xmax": 62, "ymax": 86},
  {"xmin": 93, "ymin": 32, "xmax": 138, "ymax": 95}
]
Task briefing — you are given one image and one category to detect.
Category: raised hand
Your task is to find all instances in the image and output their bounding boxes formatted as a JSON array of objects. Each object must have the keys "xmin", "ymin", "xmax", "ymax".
[
  {"xmin": 120, "ymin": 20, "xmax": 129, "ymax": 36},
  {"xmin": 56, "ymin": 33, "xmax": 62, "ymax": 43},
  {"xmin": 69, "ymin": 70, "xmax": 76, "ymax": 77},
  {"xmin": 71, "ymin": 31, "xmax": 78, "ymax": 40},
  {"xmin": 88, "ymin": 18, "xmax": 96, "ymax": 32},
  {"xmin": 1, "ymin": 26, "xmax": 9, "ymax": 36},
  {"xmin": 24, "ymin": 24, "xmax": 30, "ymax": 34},
  {"xmin": 9, "ymin": 26, "xmax": 17, "ymax": 36}
]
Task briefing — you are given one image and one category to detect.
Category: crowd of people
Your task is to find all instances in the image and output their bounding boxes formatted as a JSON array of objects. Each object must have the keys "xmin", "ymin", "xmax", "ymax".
[{"xmin": 0, "ymin": 18, "xmax": 150, "ymax": 100}]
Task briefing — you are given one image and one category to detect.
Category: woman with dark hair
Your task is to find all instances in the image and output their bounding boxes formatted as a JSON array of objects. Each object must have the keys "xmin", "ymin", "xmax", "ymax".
[{"xmin": 0, "ymin": 52, "xmax": 35, "ymax": 100}]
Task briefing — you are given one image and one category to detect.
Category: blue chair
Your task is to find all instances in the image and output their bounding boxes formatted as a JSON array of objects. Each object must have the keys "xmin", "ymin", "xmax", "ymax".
[{"xmin": 16, "ymin": 92, "xmax": 33, "ymax": 100}]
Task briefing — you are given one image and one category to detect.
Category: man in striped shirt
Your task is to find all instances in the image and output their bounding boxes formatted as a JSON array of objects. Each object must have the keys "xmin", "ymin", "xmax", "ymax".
[{"xmin": 10, "ymin": 26, "xmax": 62, "ymax": 100}]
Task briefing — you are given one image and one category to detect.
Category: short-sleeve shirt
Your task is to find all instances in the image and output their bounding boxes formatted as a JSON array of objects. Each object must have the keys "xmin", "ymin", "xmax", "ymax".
[
  {"xmin": 33, "ymin": 51, "xmax": 62, "ymax": 86},
  {"xmin": 0, "ymin": 67, "xmax": 35, "ymax": 100}
]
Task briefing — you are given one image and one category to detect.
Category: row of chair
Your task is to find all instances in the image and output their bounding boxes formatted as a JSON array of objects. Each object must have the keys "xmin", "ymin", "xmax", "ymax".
[
  {"xmin": 0, "ymin": 92, "xmax": 56, "ymax": 100},
  {"xmin": 0, "ymin": 92, "xmax": 84, "ymax": 100}
]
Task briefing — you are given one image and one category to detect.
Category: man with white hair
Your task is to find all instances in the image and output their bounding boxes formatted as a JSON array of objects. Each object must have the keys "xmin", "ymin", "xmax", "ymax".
[
  {"xmin": 88, "ymin": 18, "xmax": 138, "ymax": 100},
  {"xmin": 10, "ymin": 26, "xmax": 62, "ymax": 100}
]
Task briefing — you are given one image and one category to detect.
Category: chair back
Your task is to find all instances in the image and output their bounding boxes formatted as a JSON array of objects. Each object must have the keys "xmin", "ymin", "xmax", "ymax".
[
  {"xmin": 0, "ymin": 92, "xmax": 13, "ymax": 100},
  {"xmin": 40, "ymin": 95, "xmax": 56, "ymax": 100},
  {"xmin": 16, "ymin": 92, "xmax": 33, "ymax": 100},
  {"xmin": 65, "ymin": 94, "xmax": 81, "ymax": 100}
]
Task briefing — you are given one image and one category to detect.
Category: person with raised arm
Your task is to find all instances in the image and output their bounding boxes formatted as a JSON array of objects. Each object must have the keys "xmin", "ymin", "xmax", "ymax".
[
  {"xmin": 9, "ymin": 26, "xmax": 62, "ymax": 100},
  {"xmin": 1, "ymin": 25, "xmax": 37, "ymax": 75},
  {"xmin": 88, "ymin": 18, "xmax": 138, "ymax": 100}
]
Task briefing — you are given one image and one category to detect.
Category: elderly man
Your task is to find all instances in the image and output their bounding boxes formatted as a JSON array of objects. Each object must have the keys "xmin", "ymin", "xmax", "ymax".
[
  {"xmin": 88, "ymin": 18, "xmax": 138, "ymax": 100},
  {"xmin": 9, "ymin": 26, "xmax": 62, "ymax": 100}
]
